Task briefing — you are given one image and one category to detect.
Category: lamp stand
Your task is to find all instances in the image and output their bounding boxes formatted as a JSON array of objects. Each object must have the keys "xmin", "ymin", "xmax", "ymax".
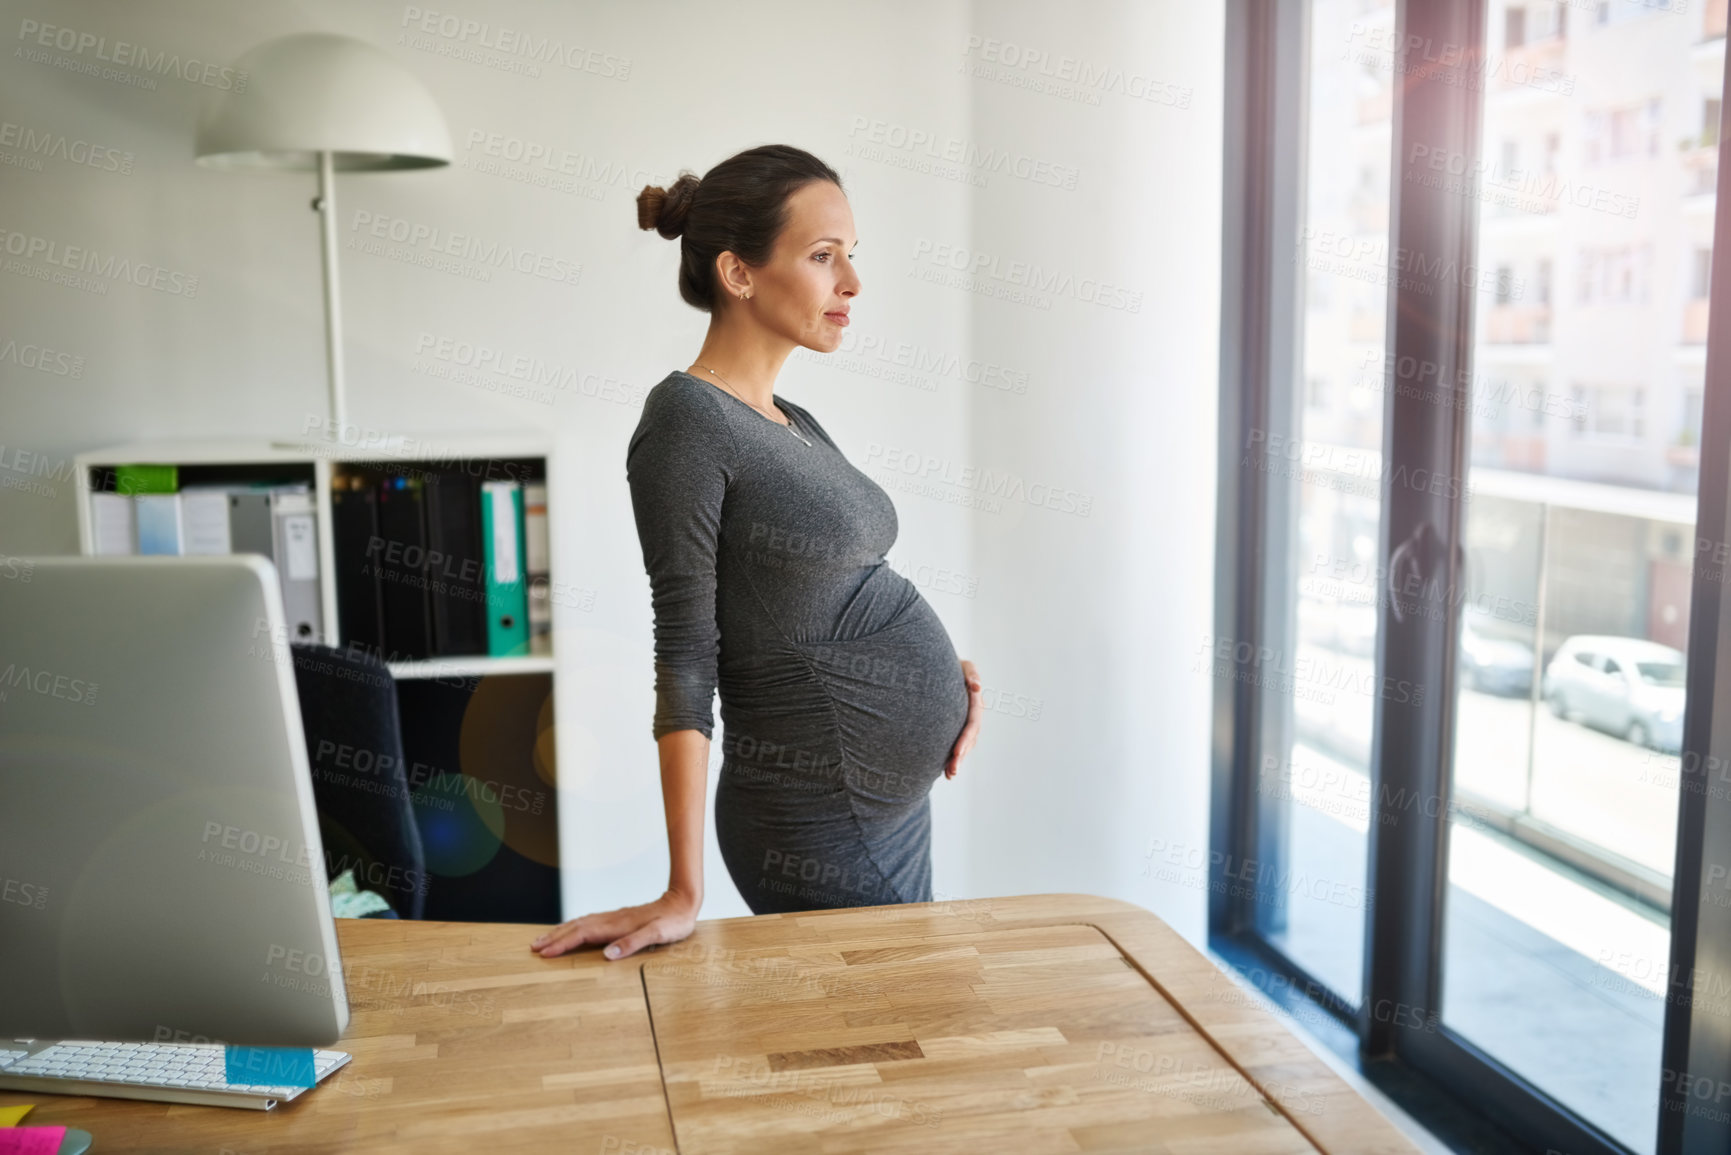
[
  {"xmin": 315, "ymin": 148, "xmax": 349, "ymax": 438},
  {"xmin": 275, "ymin": 150, "xmax": 408, "ymax": 456}
]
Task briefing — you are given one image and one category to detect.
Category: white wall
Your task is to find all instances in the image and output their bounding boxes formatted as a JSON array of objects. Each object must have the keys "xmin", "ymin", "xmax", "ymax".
[{"xmin": 0, "ymin": 0, "xmax": 1222, "ymax": 944}]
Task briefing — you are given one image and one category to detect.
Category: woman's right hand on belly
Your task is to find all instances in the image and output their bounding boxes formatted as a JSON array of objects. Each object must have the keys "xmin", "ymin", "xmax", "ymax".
[{"xmin": 529, "ymin": 888, "xmax": 700, "ymax": 960}]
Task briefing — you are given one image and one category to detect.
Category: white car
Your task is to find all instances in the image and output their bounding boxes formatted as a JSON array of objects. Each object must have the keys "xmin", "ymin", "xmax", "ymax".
[{"xmin": 1541, "ymin": 635, "xmax": 1686, "ymax": 753}]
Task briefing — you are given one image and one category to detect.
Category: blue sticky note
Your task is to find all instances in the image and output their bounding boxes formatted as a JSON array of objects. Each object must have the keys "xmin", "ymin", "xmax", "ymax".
[{"xmin": 224, "ymin": 1045, "xmax": 316, "ymax": 1088}]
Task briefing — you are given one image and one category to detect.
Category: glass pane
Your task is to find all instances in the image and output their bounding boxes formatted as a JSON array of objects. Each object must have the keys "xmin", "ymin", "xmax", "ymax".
[
  {"xmin": 1438, "ymin": 2, "xmax": 1721, "ymax": 1150},
  {"xmin": 1251, "ymin": 0, "xmax": 1396, "ymax": 1003}
]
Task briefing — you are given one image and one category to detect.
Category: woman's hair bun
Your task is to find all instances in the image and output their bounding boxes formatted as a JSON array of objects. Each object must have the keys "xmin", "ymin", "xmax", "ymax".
[{"xmin": 636, "ymin": 172, "xmax": 701, "ymax": 239}]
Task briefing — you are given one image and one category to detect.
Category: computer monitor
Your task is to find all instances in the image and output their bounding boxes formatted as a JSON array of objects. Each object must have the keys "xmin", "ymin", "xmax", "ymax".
[{"xmin": 0, "ymin": 555, "xmax": 348, "ymax": 1047}]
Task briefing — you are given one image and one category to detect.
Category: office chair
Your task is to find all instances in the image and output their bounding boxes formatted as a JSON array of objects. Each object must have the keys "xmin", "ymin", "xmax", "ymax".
[{"xmin": 289, "ymin": 643, "xmax": 427, "ymax": 919}]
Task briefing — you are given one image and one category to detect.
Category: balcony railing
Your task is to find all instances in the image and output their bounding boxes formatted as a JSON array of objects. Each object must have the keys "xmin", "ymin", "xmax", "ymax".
[
  {"xmin": 1473, "ymin": 432, "xmax": 1548, "ymax": 471},
  {"xmin": 1667, "ymin": 442, "xmax": 1701, "ymax": 469},
  {"xmin": 1483, "ymin": 171, "xmax": 1562, "ymax": 218},
  {"xmin": 1493, "ymin": 35, "xmax": 1567, "ymax": 95},
  {"xmin": 1484, "ymin": 304, "xmax": 1553, "ymax": 344},
  {"xmin": 1682, "ymin": 144, "xmax": 1720, "ymax": 196},
  {"xmin": 1684, "ymin": 297, "xmax": 1711, "ymax": 344}
]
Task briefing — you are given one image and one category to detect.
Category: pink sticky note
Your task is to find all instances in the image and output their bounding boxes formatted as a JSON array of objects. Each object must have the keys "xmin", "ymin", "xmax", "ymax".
[{"xmin": 0, "ymin": 1127, "xmax": 66, "ymax": 1155}]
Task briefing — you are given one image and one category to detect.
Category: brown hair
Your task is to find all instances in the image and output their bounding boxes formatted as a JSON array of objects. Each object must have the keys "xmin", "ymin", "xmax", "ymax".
[{"xmin": 636, "ymin": 144, "xmax": 843, "ymax": 312}]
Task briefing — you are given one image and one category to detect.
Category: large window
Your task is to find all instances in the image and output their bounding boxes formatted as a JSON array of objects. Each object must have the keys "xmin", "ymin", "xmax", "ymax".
[{"xmin": 1215, "ymin": 1, "xmax": 1731, "ymax": 1152}]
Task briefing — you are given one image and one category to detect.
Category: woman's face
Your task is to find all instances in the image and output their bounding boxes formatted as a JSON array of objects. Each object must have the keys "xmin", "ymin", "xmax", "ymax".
[{"xmin": 729, "ymin": 179, "xmax": 859, "ymax": 351}]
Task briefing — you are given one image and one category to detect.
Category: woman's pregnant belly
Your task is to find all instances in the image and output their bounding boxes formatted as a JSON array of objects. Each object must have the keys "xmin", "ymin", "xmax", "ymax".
[
  {"xmin": 796, "ymin": 593, "xmax": 969, "ymax": 809},
  {"xmin": 717, "ymin": 588, "xmax": 969, "ymax": 816}
]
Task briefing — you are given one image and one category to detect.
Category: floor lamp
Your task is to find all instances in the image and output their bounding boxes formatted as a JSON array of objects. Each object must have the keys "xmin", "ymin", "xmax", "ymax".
[{"xmin": 194, "ymin": 32, "xmax": 452, "ymax": 448}]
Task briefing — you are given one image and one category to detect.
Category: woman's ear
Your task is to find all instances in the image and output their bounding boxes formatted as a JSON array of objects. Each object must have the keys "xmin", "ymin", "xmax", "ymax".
[{"xmin": 715, "ymin": 251, "xmax": 752, "ymax": 301}]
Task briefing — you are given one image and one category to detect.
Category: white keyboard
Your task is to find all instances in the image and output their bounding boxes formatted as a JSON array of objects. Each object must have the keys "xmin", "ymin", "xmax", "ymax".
[{"xmin": 0, "ymin": 1039, "xmax": 351, "ymax": 1110}]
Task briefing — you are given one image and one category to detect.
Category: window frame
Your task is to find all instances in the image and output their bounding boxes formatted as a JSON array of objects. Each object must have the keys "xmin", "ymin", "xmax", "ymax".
[{"xmin": 1213, "ymin": 1, "xmax": 1731, "ymax": 1151}]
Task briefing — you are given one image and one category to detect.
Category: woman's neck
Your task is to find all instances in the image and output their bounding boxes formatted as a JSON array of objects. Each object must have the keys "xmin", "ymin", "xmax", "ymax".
[{"xmin": 689, "ymin": 328, "xmax": 792, "ymax": 410}]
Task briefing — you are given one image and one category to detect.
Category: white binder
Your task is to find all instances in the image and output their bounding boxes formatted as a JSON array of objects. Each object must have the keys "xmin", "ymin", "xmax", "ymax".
[
  {"xmin": 269, "ymin": 490, "xmax": 324, "ymax": 644},
  {"xmin": 90, "ymin": 492, "xmax": 137, "ymax": 555}
]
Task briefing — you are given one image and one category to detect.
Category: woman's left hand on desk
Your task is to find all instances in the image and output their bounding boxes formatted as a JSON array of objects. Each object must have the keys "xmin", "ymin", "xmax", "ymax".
[{"xmin": 531, "ymin": 888, "xmax": 700, "ymax": 961}]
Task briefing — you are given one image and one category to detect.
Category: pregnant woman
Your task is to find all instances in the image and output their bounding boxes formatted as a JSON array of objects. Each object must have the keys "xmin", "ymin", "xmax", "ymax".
[{"xmin": 532, "ymin": 144, "xmax": 982, "ymax": 962}]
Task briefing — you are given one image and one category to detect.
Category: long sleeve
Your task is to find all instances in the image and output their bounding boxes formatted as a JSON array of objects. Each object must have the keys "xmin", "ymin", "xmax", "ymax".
[{"xmin": 625, "ymin": 382, "xmax": 734, "ymax": 741}]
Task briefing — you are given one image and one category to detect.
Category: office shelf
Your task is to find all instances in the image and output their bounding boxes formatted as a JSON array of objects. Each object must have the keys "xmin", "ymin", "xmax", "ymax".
[
  {"xmin": 388, "ymin": 655, "xmax": 556, "ymax": 680},
  {"xmin": 72, "ymin": 433, "xmax": 563, "ymax": 923}
]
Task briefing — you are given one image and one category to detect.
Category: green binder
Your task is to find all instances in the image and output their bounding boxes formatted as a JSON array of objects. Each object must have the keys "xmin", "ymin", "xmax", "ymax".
[
  {"xmin": 113, "ymin": 463, "xmax": 178, "ymax": 495},
  {"xmin": 480, "ymin": 480, "xmax": 531, "ymax": 657}
]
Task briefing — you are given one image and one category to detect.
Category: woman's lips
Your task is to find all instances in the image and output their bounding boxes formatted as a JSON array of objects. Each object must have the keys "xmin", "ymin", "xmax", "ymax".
[{"xmin": 824, "ymin": 312, "xmax": 849, "ymax": 327}]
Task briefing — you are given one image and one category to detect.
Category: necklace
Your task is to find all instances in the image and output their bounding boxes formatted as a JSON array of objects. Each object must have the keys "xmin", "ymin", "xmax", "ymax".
[{"xmin": 691, "ymin": 362, "xmax": 813, "ymax": 446}]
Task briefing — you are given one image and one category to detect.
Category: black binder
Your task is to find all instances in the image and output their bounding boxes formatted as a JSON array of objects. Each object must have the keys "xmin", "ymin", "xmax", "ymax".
[
  {"xmin": 331, "ymin": 474, "xmax": 385, "ymax": 656},
  {"xmin": 375, "ymin": 474, "xmax": 432, "ymax": 661},
  {"xmin": 424, "ymin": 471, "xmax": 488, "ymax": 656}
]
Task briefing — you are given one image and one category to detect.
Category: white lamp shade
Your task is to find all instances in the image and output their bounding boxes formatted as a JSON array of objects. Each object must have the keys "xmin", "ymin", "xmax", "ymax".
[{"xmin": 195, "ymin": 32, "xmax": 451, "ymax": 170}]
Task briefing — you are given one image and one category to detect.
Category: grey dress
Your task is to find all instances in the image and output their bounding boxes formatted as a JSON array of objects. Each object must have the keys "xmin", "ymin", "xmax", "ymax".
[{"xmin": 625, "ymin": 370, "xmax": 970, "ymax": 914}]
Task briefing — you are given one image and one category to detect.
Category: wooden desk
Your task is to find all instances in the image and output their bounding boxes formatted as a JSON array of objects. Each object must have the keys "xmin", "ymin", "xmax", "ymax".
[{"xmin": 0, "ymin": 894, "xmax": 1422, "ymax": 1153}]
